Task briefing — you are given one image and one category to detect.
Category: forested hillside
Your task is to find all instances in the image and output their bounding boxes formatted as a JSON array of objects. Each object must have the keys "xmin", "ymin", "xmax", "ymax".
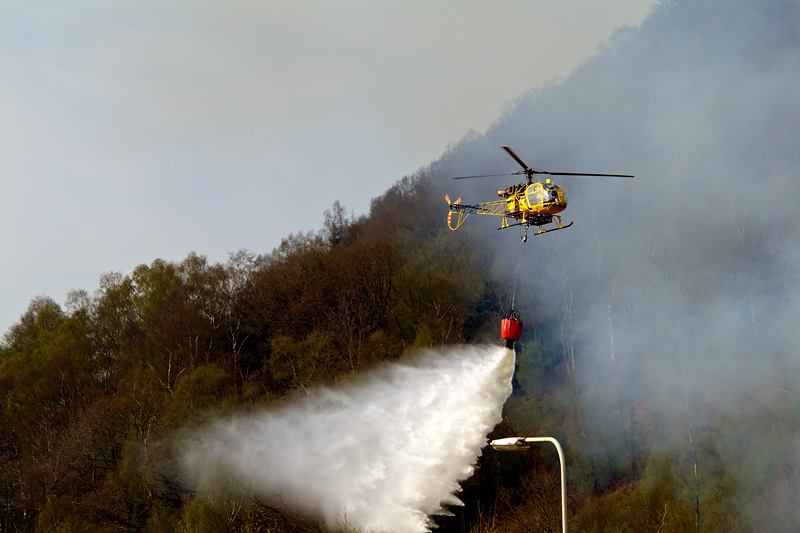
[
  {"xmin": 3, "ymin": 0, "xmax": 800, "ymax": 531},
  {"xmin": 0, "ymin": 174, "xmax": 512, "ymax": 531}
]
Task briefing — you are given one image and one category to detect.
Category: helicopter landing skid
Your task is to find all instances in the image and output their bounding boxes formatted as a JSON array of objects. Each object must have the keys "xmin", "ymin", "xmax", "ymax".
[
  {"xmin": 535, "ymin": 220, "xmax": 574, "ymax": 234},
  {"xmin": 499, "ymin": 220, "xmax": 574, "ymax": 239}
]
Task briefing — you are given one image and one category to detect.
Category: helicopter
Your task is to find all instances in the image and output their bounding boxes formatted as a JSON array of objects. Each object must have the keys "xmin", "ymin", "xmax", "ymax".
[{"xmin": 446, "ymin": 145, "xmax": 634, "ymax": 240}]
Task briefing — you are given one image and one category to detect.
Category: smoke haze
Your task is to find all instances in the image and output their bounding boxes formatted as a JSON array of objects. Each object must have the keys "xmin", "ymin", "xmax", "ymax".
[
  {"xmin": 443, "ymin": 0, "xmax": 800, "ymax": 414},
  {"xmin": 181, "ymin": 346, "xmax": 515, "ymax": 532},
  {"xmin": 439, "ymin": 0, "xmax": 800, "ymax": 525}
]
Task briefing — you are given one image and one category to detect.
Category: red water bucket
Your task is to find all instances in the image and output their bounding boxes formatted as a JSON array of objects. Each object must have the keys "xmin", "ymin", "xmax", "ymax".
[{"xmin": 501, "ymin": 316, "xmax": 523, "ymax": 348}]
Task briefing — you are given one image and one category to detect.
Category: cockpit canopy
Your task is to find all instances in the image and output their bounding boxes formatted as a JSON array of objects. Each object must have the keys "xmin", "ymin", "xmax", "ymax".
[{"xmin": 527, "ymin": 182, "xmax": 567, "ymax": 207}]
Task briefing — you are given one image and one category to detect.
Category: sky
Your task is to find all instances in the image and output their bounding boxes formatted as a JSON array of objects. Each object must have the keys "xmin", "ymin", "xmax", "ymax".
[{"xmin": 0, "ymin": 0, "xmax": 655, "ymax": 335}]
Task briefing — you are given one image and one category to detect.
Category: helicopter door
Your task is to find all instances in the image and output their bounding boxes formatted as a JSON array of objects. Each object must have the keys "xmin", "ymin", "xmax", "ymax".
[{"xmin": 527, "ymin": 184, "xmax": 544, "ymax": 207}]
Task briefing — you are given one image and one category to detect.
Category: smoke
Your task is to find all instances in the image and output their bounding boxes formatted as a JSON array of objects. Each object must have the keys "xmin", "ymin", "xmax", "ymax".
[
  {"xmin": 511, "ymin": 0, "xmax": 799, "ymax": 416},
  {"xmin": 181, "ymin": 345, "xmax": 515, "ymax": 532},
  {"xmin": 442, "ymin": 0, "xmax": 800, "ymax": 418},
  {"xmin": 437, "ymin": 0, "xmax": 800, "ymax": 525}
]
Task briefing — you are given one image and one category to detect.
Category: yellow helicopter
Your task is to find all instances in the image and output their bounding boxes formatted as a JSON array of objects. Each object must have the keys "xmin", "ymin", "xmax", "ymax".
[{"xmin": 446, "ymin": 146, "xmax": 634, "ymax": 240}]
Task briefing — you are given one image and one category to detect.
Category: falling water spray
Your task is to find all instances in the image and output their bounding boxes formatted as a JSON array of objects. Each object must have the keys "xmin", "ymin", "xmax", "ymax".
[{"xmin": 181, "ymin": 345, "xmax": 515, "ymax": 532}]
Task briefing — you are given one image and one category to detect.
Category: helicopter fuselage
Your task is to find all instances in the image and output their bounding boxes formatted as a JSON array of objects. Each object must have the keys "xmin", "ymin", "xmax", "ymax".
[
  {"xmin": 499, "ymin": 179, "xmax": 567, "ymax": 222},
  {"xmin": 445, "ymin": 178, "xmax": 570, "ymax": 233}
]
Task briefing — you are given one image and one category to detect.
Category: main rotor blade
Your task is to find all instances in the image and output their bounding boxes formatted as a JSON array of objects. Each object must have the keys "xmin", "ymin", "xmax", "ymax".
[
  {"xmin": 451, "ymin": 172, "xmax": 521, "ymax": 180},
  {"xmin": 543, "ymin": 171, "xmax": 635, "ymax": 178},
  {"xmin": 500, "ymin": 145, "xmax": 531, "ymax": 171},
  {"xmin": 501, "ymin": 145, "xmax": 633, "ymax": 177}
]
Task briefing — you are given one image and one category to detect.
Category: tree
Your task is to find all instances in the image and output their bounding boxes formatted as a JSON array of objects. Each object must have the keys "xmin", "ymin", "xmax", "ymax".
[
  {"xmin": 2, "ymin": 296, "xmax": 64, "ymax": 355},
  {"xmin": 321, "ymin": 241, "xmax": 397, "ymax": 371},
  {"xmin": 167, "ymin": 364, "xmax": 232, "ymax": 425},
  {"xmin": 269, "ymin": 332, "xmax": 332, "ymax": 394},
  {"xmin": 322, "ymin": 201, "xmax": 353, "ymax": 245}
]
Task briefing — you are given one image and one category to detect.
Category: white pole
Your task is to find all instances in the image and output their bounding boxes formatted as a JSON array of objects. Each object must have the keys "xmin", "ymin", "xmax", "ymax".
[{"xmin": 490, "ymin": 436, "xmax": 567, "ymax": 533}]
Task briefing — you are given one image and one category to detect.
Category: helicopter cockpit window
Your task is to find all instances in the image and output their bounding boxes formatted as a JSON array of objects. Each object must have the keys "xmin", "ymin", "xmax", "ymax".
[
  {"xmin": 542, "ymin": 182, "xmax": 559, "ymax": 204},
  {"xmin": 528, "ymin": 184, "xmax": 543, "ymax": 206}
]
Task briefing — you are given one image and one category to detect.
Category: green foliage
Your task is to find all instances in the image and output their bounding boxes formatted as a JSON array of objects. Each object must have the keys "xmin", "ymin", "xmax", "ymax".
[
  {"xmin": 146, "ymin": 502, "xmax": 180, "ymax": 533},
  {"xmin": 393, "ymin": 228, "xmax": 498, "ymax": 348},
  {"xmin": 2, "ymin": 295, "xmax": 64, "ymax": 355},
  {"xmin": 131, "ymin": 258, "xmax": 183, "ymax": 319},
  {"xmin": 173, "ymin": 490, "xmax": 289, "ymax": 533},
  {"xmin": 179, "ymin": 493, "xmax": 248, "ymax": 533},
  {"xmin": 269, "ymin": 332, "xmax": 331, "ymax": 394},
  {"xmin": 112, "ymin": 366, "xmax": 166, "ymax": 440},
  {"xmin": 167, "ymin": 364, "xmax": 233, "ymax": 426},
  {"xmin": 37, "ymin": 495, "xmax": 92, "ymax": 533}
]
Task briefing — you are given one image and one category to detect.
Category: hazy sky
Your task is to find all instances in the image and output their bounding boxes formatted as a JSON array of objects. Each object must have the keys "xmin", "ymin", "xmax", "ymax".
[{"xmin": 0, "ymin": 0, "xmax": 654, "ymax": 334}]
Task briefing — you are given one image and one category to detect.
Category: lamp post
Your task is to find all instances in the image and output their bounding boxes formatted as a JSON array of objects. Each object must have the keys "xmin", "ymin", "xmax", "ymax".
[{"xmin": 490, "ymin": 436, "xmax": 567, "ymax": 533}]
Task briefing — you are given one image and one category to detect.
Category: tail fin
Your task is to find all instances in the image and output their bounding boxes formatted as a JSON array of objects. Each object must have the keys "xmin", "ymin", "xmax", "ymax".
[
  {"xmin": 444, "ymin": 194, "xmax": 460, "ymax": 206},
  {"xmin": 445, "ymin": 195, "xmax": 463, "ymax": 230}
]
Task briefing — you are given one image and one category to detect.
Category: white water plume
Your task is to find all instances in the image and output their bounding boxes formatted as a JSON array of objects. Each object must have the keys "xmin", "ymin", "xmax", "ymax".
[{"xmin": 181, "ymin": 345, "xmax": 515, "ymax": 532}]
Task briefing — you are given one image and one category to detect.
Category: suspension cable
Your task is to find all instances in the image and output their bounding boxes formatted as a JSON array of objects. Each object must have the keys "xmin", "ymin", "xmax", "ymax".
[{"xmin": 510, "ymin": 225, "xmax": 529, "ymax": 310}]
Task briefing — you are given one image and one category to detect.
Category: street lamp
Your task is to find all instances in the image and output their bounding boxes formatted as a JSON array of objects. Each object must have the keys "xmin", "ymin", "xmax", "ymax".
[{"xmin": 490, "ymin": 436, "xmax": 567, "ymax": 533}]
